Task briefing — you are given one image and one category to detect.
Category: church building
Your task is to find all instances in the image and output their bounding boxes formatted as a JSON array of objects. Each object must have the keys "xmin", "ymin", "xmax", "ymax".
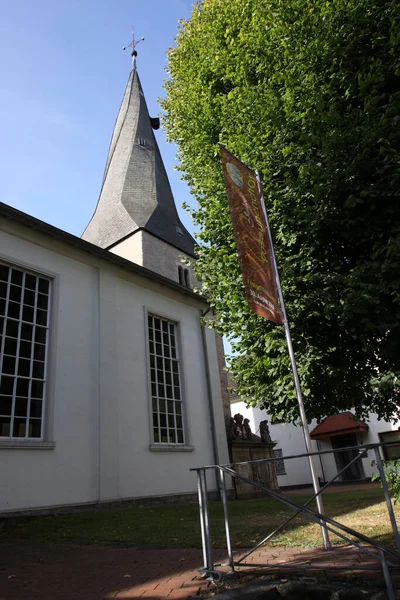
[{"xmin": 0, "ymin": 52, "xmax": 230, "ymax": 514}]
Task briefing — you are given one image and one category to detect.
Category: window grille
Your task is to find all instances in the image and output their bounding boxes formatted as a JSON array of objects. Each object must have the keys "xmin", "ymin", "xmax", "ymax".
[
  {"xmin": 273, "ymin": 448, "xmax": 287, "ymax": 476},
  {"xmin": 148, "ymin": 314, "xmax": 184, "ymax": 444},
  {"xmin": 0, "ymin": 262, "xmax": 51, "ymax": 439}
]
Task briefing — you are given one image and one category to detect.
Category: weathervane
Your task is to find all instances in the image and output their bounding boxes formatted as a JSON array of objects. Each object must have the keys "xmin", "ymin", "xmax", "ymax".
[{"xmin": 123, "ymin": 29, "xmax": 145, "ymax": 66}]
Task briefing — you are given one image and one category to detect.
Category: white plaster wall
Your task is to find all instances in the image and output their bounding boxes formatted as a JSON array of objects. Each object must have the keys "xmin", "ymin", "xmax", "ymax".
[
  {"xmin": 0, "ymin": 223, "xmax": 228, "ymax": 512},
  {"xmin": 111, "ymin": 230, "xmax": 196, "ymax": 287},
  {"xmin": 0, "ymin": 231, "xmax": 99, "ymax": 511}
]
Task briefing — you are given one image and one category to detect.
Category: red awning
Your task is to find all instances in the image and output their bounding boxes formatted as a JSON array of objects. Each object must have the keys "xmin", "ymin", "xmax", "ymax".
[{"xmin": 310, "ymin": 412, "xmax": 368, "ymax": 440}]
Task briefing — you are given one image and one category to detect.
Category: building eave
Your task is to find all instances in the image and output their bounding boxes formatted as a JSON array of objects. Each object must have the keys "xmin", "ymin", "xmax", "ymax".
[{"xmin": 0, "ymin": 202, "xmax": 205, "ymax": 303}]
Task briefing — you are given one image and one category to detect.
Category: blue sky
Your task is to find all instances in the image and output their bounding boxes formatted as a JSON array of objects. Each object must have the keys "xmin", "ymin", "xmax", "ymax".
[{"xmin": 0, "ymin": 0, "xmax": 196, "ymax": 237}]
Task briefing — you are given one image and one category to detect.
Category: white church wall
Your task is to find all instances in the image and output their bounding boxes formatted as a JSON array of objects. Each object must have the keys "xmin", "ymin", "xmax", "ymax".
[
  {"xmin": 0, "ymin": 230, "xmax": 99, "ymax": 512},
  {"xmin": 0, "ymin": 222, "xmax": 228, "ymax": 513},
  {"xmin": 111, "ymin": 230, "xmax": 196, "ymax": 287}
]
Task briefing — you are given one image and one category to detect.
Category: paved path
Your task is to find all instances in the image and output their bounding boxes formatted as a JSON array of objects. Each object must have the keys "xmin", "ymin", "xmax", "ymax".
[{"xmin": 1, "ymin": 540, "xmax": 395, "ymax": 600}]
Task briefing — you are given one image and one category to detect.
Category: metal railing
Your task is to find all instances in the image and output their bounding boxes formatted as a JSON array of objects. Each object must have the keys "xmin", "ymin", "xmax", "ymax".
[{"xmin": 191, "ymin": 442, "xmax": 400, "ymax": 600}]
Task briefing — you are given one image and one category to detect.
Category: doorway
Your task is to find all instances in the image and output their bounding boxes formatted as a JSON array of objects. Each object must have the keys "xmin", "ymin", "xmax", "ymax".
[{"xmin": 331, "ymin": 433, "xmax": 365, "ymax": 481}]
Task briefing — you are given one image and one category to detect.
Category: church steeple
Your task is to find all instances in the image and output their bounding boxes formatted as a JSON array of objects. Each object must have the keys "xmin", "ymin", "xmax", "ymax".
[{"xmin": 82, "ymin": 52, "xmax": 196, "ymax": 262}]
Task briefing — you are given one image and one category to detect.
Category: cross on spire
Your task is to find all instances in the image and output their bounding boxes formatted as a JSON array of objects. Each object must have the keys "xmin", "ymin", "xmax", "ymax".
[{"xmin": 123, "ymin": 28, "xmax": 145, "ymax": 67}]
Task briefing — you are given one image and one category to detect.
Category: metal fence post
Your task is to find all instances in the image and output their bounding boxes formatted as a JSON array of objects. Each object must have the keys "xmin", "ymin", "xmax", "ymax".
[
  {"xmin": 379, "ymin": 549, "xmax": 396, "ymax": 600},
  {"xmin": 218, "ymin": 468, "xmax": 234, "ymax": 572},
  {"xmin": 200, "ymin": 469, "xmax": 214, "ymax": 578},
  {"xmin": 374, "ymin": 447, "xmax": 400, "ymax": 552},
  {"xmin": 197, "ymin": 469, "xmax": 208, "ymax": 570}
]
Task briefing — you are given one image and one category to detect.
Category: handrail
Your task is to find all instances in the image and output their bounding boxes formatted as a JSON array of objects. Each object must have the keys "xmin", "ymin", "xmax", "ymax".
[
  {"xmin": 190, "ymin": 440, "xmax": 400, "ymax": 471},
  {"xmin": 193, "ymin": 440, "xmax": 400, "ymax": 600}
]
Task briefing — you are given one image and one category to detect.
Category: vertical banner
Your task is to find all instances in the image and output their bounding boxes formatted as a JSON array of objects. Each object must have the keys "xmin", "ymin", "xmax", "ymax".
[{"xmin": 220, "ymin": 145, "xmax": 284, "ymax": 324}]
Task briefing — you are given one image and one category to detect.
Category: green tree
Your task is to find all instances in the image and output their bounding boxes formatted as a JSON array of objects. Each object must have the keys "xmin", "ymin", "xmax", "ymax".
[{"xmin": 162, "ymin": 0, "xmax": 400, "ymax": 423}]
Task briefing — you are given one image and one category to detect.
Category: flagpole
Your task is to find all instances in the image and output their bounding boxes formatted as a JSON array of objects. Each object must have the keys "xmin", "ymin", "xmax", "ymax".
[{"xmin": 256, "ymin": 174, "xmax": 331, "ymax": 551}]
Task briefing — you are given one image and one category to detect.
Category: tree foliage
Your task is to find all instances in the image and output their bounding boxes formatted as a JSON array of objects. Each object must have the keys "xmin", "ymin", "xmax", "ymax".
[{"xmin": 161, "ymin": 0, "xmax": 400, "ymax": 423}]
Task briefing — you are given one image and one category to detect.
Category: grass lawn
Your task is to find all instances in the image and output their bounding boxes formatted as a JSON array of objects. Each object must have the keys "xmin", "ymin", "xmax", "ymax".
[{"xmin": 2, "ymin": 487, "xmax": 398, "ymax": 549}]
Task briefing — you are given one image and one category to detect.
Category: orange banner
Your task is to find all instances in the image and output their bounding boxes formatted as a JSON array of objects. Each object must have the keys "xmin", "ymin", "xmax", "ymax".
[{"xmin": 220, "ymin": 145, "xmax": 284, "ymax": 324}]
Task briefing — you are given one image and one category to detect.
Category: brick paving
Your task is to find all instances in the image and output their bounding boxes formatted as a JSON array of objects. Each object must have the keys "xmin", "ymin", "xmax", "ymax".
[{"xmin": 0, "ymin": 539, "xmax": 396, "ymax": 600}]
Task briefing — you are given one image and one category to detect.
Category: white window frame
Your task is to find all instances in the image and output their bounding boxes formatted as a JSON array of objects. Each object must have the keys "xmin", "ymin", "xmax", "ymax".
[
  {"xmin": 0, "ymin": 260, "xmax": 53, "ymax": 444},
  {"xmin": 145, "ymin": 308, "xmax": 193, "ymax": 452}
]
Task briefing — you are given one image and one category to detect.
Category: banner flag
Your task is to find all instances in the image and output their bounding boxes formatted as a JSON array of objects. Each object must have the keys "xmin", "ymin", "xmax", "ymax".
[{"xmin": 219, "ymin": 145, "xmax": 284, "ymax": 324}]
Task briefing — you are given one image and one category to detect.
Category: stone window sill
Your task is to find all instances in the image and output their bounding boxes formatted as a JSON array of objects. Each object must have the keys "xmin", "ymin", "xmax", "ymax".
[
  {"xmin": 149, "ymin": 443, "xmax": 194, "ymax": 452},
  {"xmin": 0, "ymin": 440, "xmax": 55, "ymax": 450}
]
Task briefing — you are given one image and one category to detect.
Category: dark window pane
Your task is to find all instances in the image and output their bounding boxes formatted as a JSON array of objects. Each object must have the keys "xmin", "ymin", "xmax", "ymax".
[
  {"xmin": 154, "ymin": 318, "xmax": 160, "ymax": 330},
  {"xmin": 166, "ymin": 385, "xmax": 173, "ymax": 399},
  {"xmin": 10, "ymin": 269, "xmax": 22, "ymax": 285},
  {"xmin": 158, "ymin": 383, "xmax": 164, "ymax": 397},
  {"xmin": 4, "ymin": 336, "xmax": 17, "ymax": 356},
  {"xmin": 149, "ymin": 340, "xmax": 154, "ymax": 354},
  {"xmin": 168, "ymin": 400, "xmax": 174, "ymax": 413},
  {"xmin": 17, "ymin": 359, "xmax": 31, "ymax": 377},
  {"xmin": 0, "ymin": 265, "xmax": 9, "ymax": 283},
  {"xmin": 168, "ymin": 414, "xmax": 175, "ymax": 428},
  {"xmin": 31, "ymin": 380, "xmax": 44, "ymax": 398},
  {"xmin": 162, "ymin": 320, "xmax": 168, "ymax": 333},
  {"xmin": 176, "ymin": 403, "xmax": 182, "ymax": 416},
  {"xmin": 13, "ymin": 418, "xmax": 27, "ymax": 437},
  {"xmin": 32, "ymin": 361, "xmax": 44, "ymax": 379},
  {"xmin": 152, "ymin": 398, "xmax": 157, "ymax": 411},
  {"xmin": 29, "ymin": 419, "xmax": 42, "ymax": 438},
  {"xmin": 14, "ymin": 397, "xmax": 28, "ymax": 417},
  {"xmin": 159, "ymin": 399, "xmax": 165, "ymax": 413},
  {"xmin": 36, "ymin": 309, "xmax": 47, "ymax": 327},
  {"xmin": 23, "ymin": 289, "xmax": 35, "ymax": 307},
  {"xmin": 0, "ymin": 396, "xmax": 12, "ymax": 416},
  {"xmin": 153, "ymin": 414, "xmax": 158, "ymax": 427},
  {"xmin": 157, "ymin": 370, "xmax": 164, "ymax": 384},
  {"xmin": 155, "ymin": 343, "xmax": 162, "ymax": 355},
  {"xmin": 177, "ymin": 430, "xmax": 184, "ymax": 444},
  {"xmin": 33, "ymin": 343, "xmax": 45, "ymax": 361},
  {"xmin": 160, "ymin": 428, "xmax": 168, "ymax": 443},
  {"xmin": 151, "ymin": 382, "xmax": 157, "ymax": 396},
  {"xmin": 174, "ymin": 386, "xmax": 181, "ymax": 400},
  {"xmin": 36, "ymin": 293, "xmax": 49, "ymax": 310},
  {"xmin": 38, "ymin": 278, "xmax": 49, "ymax": 294},
  {"xmin": 169, "ymin": 430, "xmax": 176, "ymax": 443},
  {"xmin": 0, "ymin": 376, "xmax": 14, "ymax": 395},
  {"xmin": 16, "ymin": 378, "xmax": 29, "ymax": 397},
  {"xmin": 147, "ymin": 315, "xmax": 153, "ymax": 328},
  {"xmin": 7, "ymin": 301, "xmax": 20, "ymax": 319},
  {"xmin": 163, "ymin": 333, "xmax": 169, "ymax": 346},
  {"xmin": 25, "ymin": 274, "xmax": 36, "ymax": 291},
  {"xmin": 35, "ymin": 327, "xmax": 46, "ymax": 344},
  {"xmin": 9, "ymin": 285, "xmax": 22, "ymax": 302},
  {"xmin": 155, "ymin": 330, "xmax": 161, "ymax": 343},
  {"xmin": 0, "ymin": 415, "xmax": 10, "ymax": 436},
  {"xmin": 6, "ymin": 319, "xmax": 19, "ymax": 338},
  {"xmin": 164, "ymin": 345, "xmax": 170, "ymax": 358},
  {"xmin": 166, "ymin": 372, "xmax": 172, "ymax": 386},
  {"xmin": 30, "ymin": 399, "xmax": 43, "ymax": 418},
  {"xmin": 176, "ymin": 415, "xmax": 183, "ymax": 429},
  {"xmin": 0, "ymin": 298, "xmax": 5, "ymax": 316},
  {"xmin": 20, "ymin": 323, "xmax": 33, "ymax": 341},
  {"xmin": 156, "ymin": 357, "xmax": 163, "ymax": 370},
  {"xmin": 0, "ymin": 281, "xmax": 7, "ymax": 299},
  {"xmin": 19, "ymin": 340, "xmax": 32, "ymax": 359},
  {"xmin": 173, "ymin": 373, "xmax": 179, "ymax": 387},
  {"xmin": 153, "ymin": 428, "xmax": 159, "ymax": 443},
  {"xmin": 160, "ymin": 414, "xmax": 167, "ymax": 428},
  {"xmin": 2, "ymin": 356, "xmax": 16, "ymax": 375},
  {"xmin": 22, "ymin": 305, "xmax": 34, "ymax": 323}
]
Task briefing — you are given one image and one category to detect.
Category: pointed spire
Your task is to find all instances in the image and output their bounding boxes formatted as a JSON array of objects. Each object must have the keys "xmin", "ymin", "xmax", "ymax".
[{"xmin": 82, "ymin": 44, "xmax": 195, "ymax": 257}]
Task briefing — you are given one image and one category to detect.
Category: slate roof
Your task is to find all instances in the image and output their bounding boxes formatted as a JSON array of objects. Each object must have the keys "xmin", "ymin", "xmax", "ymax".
[{"xmin": 81, "ymin": 66, "xmax": 196, "ymax": 257}]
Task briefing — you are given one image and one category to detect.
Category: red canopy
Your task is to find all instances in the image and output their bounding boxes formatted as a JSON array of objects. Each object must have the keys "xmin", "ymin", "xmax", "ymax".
[{"xmin": 310, "ymin": 412, "xmax": 368, "ymax": 440}]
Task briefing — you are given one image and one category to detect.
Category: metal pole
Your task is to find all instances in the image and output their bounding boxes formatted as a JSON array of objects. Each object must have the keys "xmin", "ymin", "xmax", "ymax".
[
  {"xmin": 218, "ymin": 468, "xmax": 235, "ymax": 572},
  {"xmin": 197, "ymin": 469, "xmax": 208, "ymax": 569},
  {"xmin": 379, "ymin": 549, "xmax": 396, "ymax": 600},
  {"xmin": 200, "ymin": 469, "xmax": 214, "ymax": 578},
  {"xmin": 374, "ymin": 447, "xmax": 400, "ymax": 552},
  {"xmin": 257, "ymin": 174, "xmax": 331, "ymax": 550}
]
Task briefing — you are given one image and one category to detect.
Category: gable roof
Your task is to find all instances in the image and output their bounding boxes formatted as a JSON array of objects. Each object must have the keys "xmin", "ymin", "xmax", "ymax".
[{"xmin": 310, "ymin": 412, "xmax": 368, "ymax": 440}]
